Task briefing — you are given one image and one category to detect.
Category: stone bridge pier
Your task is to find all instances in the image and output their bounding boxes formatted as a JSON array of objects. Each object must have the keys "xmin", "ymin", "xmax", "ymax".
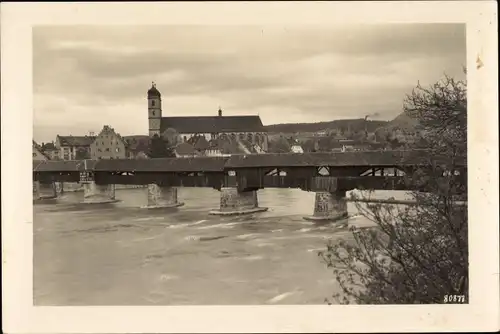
[
  {"xmin": 303, "ymin": 190, "xmax": 348, "ymax": 222},
  {"xmin": 143, "ymin": 184, "xmax": 184, "ymax": 209},
  {"xmin": 83, "ymin": 182, "xmax": 118, "ymax": 204},
  {"xmin": 33, "ymin": 181, "xmax": 57, "ymax": 200},
  {"xmin": 209, "ymin": 187, "xmax": 268, "ymax": 216}
]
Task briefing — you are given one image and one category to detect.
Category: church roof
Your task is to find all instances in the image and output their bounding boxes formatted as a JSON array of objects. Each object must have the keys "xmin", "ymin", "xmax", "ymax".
[{"xmin": 160, "ymin": 115, "xmax": 265, "ymax": 134}]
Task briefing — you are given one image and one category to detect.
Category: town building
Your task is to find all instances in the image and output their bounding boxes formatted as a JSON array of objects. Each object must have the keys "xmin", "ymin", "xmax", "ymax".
[
  {"xmin": 33, "ymin": 141, "xmax": 49, "ymax": 161},
  {"xmin": 174, "ymin": 142, "xmax": 197, "ymax": 158},
  {"xmin": 55, "ymin": 135, "xmax": 95, "ymax": 160},
  {"xmin": 286, "ymin": 137, "xmax": 304, "ymax": 154},
  {"xmin": 89, "ymin": 125, "xmax": 128, "ymax": 160},
  {"xmin": 146, "ymin": 83, "xmax": 269, "ymax": 152},
  {"xmin": 40, "ymin": 142, "xmax": 59, "ymax": 160},
  {"xmin": 123, "ymin": 135, "xmax": 150, "ymax": 159},
  {"xmin": 173, "ymin": 136, "xmax": 242, "ymax": 158}
]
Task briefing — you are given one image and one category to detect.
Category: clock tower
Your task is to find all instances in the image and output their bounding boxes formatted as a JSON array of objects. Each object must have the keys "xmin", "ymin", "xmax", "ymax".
[{"xmin": 147, "ymin": 82, "xmax": 162, "ymax": 137}]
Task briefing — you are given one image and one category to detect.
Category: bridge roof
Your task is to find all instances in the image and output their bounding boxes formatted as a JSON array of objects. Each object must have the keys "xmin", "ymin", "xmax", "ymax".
[
  {"xmin": 224, "ymin": 151, "xmax": 402, "ymax": 168},
  {"xmin": 33, "ymin": 159, "xmax": 99, "ymax": 172},
  {"xmin": 224, "ymin": 150, "xmax": 466, "ymax": 168},
  {"xmin": 32, "ymin": 151, "xmax": 466, "ymax": 173},
  {"xmin": 93, "ymin": 157, "xmax": 227, "ymax": 172},
  {"xmin": 33, "ymin": 160, "xmax": 45, "ymax": 170}
]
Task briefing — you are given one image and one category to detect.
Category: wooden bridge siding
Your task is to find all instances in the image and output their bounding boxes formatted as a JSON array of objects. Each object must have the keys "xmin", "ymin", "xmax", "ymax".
[
  {"xmin": 326, "ymin": 166, "xmax": 367, "ymax": 177},
  {"xmin": 94, "ymin": 172, "xmax": 226, "ymax": 189},
  {"xmin": 34, "ymin": 172, "xmax": 79, "ymax": 183},
  {"xmin": 231, "ymin": 166, "xmax": 414, "ymax": 192},
  {"xmin": 232, "ymin": 167, "xmax": 317, "ymax": 191},
  {"xmin": 256, "ymin": 176, "xmax": 414, "ymax": 192},
  {"xmin": 336, "ymin": 176, "xmax": 409, "ymax": 191}
]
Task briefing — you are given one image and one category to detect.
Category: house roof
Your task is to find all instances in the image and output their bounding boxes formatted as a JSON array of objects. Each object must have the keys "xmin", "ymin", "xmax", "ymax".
[
  {"xmin": 238, "ymin": 138, "xmax": 258, "ymax": 153},
  {"xmin": 97, "ymin": 126, "xmax": 128, "ymax": 147},
  {"xmin": 192, "ymin": 136, "xmax": 210, "ymax": 151},
  {"xmin": 160, "ymin": 115, "xmax": 265, "ymax": 134},
  {"xmin": 208, "ymin": 137, "xmax": 245, "ymax": 154},
  {"xmin": 33, "ymin": 140, "xmax": 50, "ymax": 160},
  {"xmin": 175, "ymin": 142, "xmax": 196, "ymax": 155},
  {"xmin": 57, "ymin": 135, "xmax": 96, "ymax": 147},
  {"xmin": 41, "ymin": 142, "xmax": 57, "ymax": 150},
  {"xmin": 221, "ymin": 140, "xmax": 242, "ymax": 155}
]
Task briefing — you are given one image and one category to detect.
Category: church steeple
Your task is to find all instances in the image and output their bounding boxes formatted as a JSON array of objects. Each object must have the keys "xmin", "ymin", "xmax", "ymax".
[
  {"xmin": 148, "ymin": 82, "xmax": 162, "ymax": 137},
  {"xmin": 148, "ymin": 81, "xmax": 161, "ymax": 98}
]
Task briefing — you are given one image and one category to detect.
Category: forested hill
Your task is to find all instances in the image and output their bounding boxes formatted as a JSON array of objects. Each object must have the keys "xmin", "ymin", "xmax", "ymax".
[{"xmin": 264, "ymin": 118, "xmax": 389, "ymax": 134}]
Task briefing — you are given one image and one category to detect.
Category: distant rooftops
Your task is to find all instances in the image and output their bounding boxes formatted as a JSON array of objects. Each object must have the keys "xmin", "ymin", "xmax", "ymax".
[{"xmin": 56, "ymin": 135, "xmax": 96, "ymax": 147}]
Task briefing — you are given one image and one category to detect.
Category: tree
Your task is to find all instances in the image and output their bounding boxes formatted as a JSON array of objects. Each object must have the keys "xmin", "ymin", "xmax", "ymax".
[
  {"xmin": 148, "ymin": 134, "xmax": 175, "ymax": 158},
  {"xmin": 268, "ymin": 137, "xmax": 291, "ymax": 153},
  {"xmin": 353, "ymin": 130, "xmax": 367, "ymax": 143},
  {"xmin": 163, "ymin": 128, "xmax": 181, "ymax": 147},
  {"xmin": 319, "ymin": 73, "xmax": 468, "ymax": 304}
]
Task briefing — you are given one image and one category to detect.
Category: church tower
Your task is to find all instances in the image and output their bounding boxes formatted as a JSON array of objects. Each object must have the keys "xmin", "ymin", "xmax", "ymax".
[{"xmin": 147, "ymin": 82, "xmax": 162, "ymax": 137}]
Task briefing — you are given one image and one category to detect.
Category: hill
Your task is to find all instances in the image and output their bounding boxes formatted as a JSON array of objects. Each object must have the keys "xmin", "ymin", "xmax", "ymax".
[
  {"xmin": 264, "ymin": 118, "xmax": 389, "ymax": 134},
  {"xmin": 374, "ymin": 112, "xmax": 419, "ymax": 134},
  {"xmin": 386, "ymin": 112, "xmax": 419, "ymax": 129}
]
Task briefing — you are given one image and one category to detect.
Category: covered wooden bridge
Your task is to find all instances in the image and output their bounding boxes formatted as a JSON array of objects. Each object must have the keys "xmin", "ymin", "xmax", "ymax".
[{"xmin": 33, "ymin": 150, "xmax": 467, "ymax": 192}]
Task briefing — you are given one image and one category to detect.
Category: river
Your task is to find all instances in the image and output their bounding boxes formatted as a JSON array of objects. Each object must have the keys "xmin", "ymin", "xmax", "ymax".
[{"xmin": 33, "ymin": 187, "xmax": 405, "ymax": 305}]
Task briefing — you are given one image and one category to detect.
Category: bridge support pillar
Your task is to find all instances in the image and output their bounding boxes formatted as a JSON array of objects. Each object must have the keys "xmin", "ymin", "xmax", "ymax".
[
  {"xmin": 209, "ymin": 187, "xmax": 268, "ymax": 216},
  {"xmin": 142, "ymin": 184, "xmax": 184, "ymax": 209},
  {"xmin": 55, "ymin": 182, "xmax": 64, "ymax": 194},
  {"xmin": 303, "ymin": 191, "xmax": 348, "ymax": 222},
  {"xmin": 33, "ymin": 181, "xmax": 57, "ymax": 200},
  {"xmin": 82, "ymin": 182, "xmax": 118, "ymax": 204}
]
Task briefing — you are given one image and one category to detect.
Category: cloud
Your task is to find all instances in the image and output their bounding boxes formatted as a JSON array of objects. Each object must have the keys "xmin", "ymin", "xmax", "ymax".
[{"xmin": 33, "ymin": 24, "xmax": 466, "ymax": 142}]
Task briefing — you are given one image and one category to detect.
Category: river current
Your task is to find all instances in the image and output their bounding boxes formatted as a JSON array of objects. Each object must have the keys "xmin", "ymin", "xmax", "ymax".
[{"xmin": 33, "ymin": 187, "xmax": 401, "ymax": 305}]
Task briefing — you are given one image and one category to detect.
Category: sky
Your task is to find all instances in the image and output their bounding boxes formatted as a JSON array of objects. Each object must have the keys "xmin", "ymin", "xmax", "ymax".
[{"xmin": 33, "ymin": 24, "xmax": 466, "ymax": 143}]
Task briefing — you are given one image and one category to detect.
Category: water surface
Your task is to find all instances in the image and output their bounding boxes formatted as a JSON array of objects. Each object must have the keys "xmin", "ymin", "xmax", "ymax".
[{"xmin": 34, "ymin": 187, "xmax": 396, "ymax": 305}]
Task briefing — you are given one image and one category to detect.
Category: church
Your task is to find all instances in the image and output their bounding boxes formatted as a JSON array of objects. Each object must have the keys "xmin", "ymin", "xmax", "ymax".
[{"xmin": 147, "ymin": 83, "xmax": 268, "ymax": 152}]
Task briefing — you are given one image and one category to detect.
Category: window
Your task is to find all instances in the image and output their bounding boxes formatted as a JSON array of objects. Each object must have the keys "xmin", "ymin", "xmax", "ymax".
[
  {"xmin": 105, "ymin": 148, "xmax": 110, "ymax": 152},
  {"xmin": 96, "ymin": 142, "xmax": 99, "ymax": 146},
  {"xmin": 115, "ymin": 148, "xmax": 120, "ymax": 152},
  {"xmin": 151, "ymin": 100, "xmax": 155, "ymax": 106},
  {"xmin": 32, "ymin": 152, "xmax": 36, "ymax": 157},
  {"xmin": 98, "ymin": 148, "xmax": 102, "ymax": 152},
  {"xmin": 152, "ymin": 110, "xmax": 156, "ymax": 116}
]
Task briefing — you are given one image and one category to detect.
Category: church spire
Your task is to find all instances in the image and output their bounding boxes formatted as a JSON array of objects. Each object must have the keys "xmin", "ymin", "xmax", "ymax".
[{"xmin": 147, "ymin": 81, "xmax": 161, "ymax": 97}]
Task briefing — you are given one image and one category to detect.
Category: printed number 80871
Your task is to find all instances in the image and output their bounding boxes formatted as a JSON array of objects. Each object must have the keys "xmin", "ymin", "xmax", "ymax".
[{"xmin": 443, "ymin": 295, "xmax": 466, "ymax": 303}]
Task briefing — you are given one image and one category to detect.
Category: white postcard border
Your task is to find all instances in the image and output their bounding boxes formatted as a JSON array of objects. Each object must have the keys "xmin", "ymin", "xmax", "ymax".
[{"xmin": 1, "ymin": 1, "xmax": 498, "ymax": 333}]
